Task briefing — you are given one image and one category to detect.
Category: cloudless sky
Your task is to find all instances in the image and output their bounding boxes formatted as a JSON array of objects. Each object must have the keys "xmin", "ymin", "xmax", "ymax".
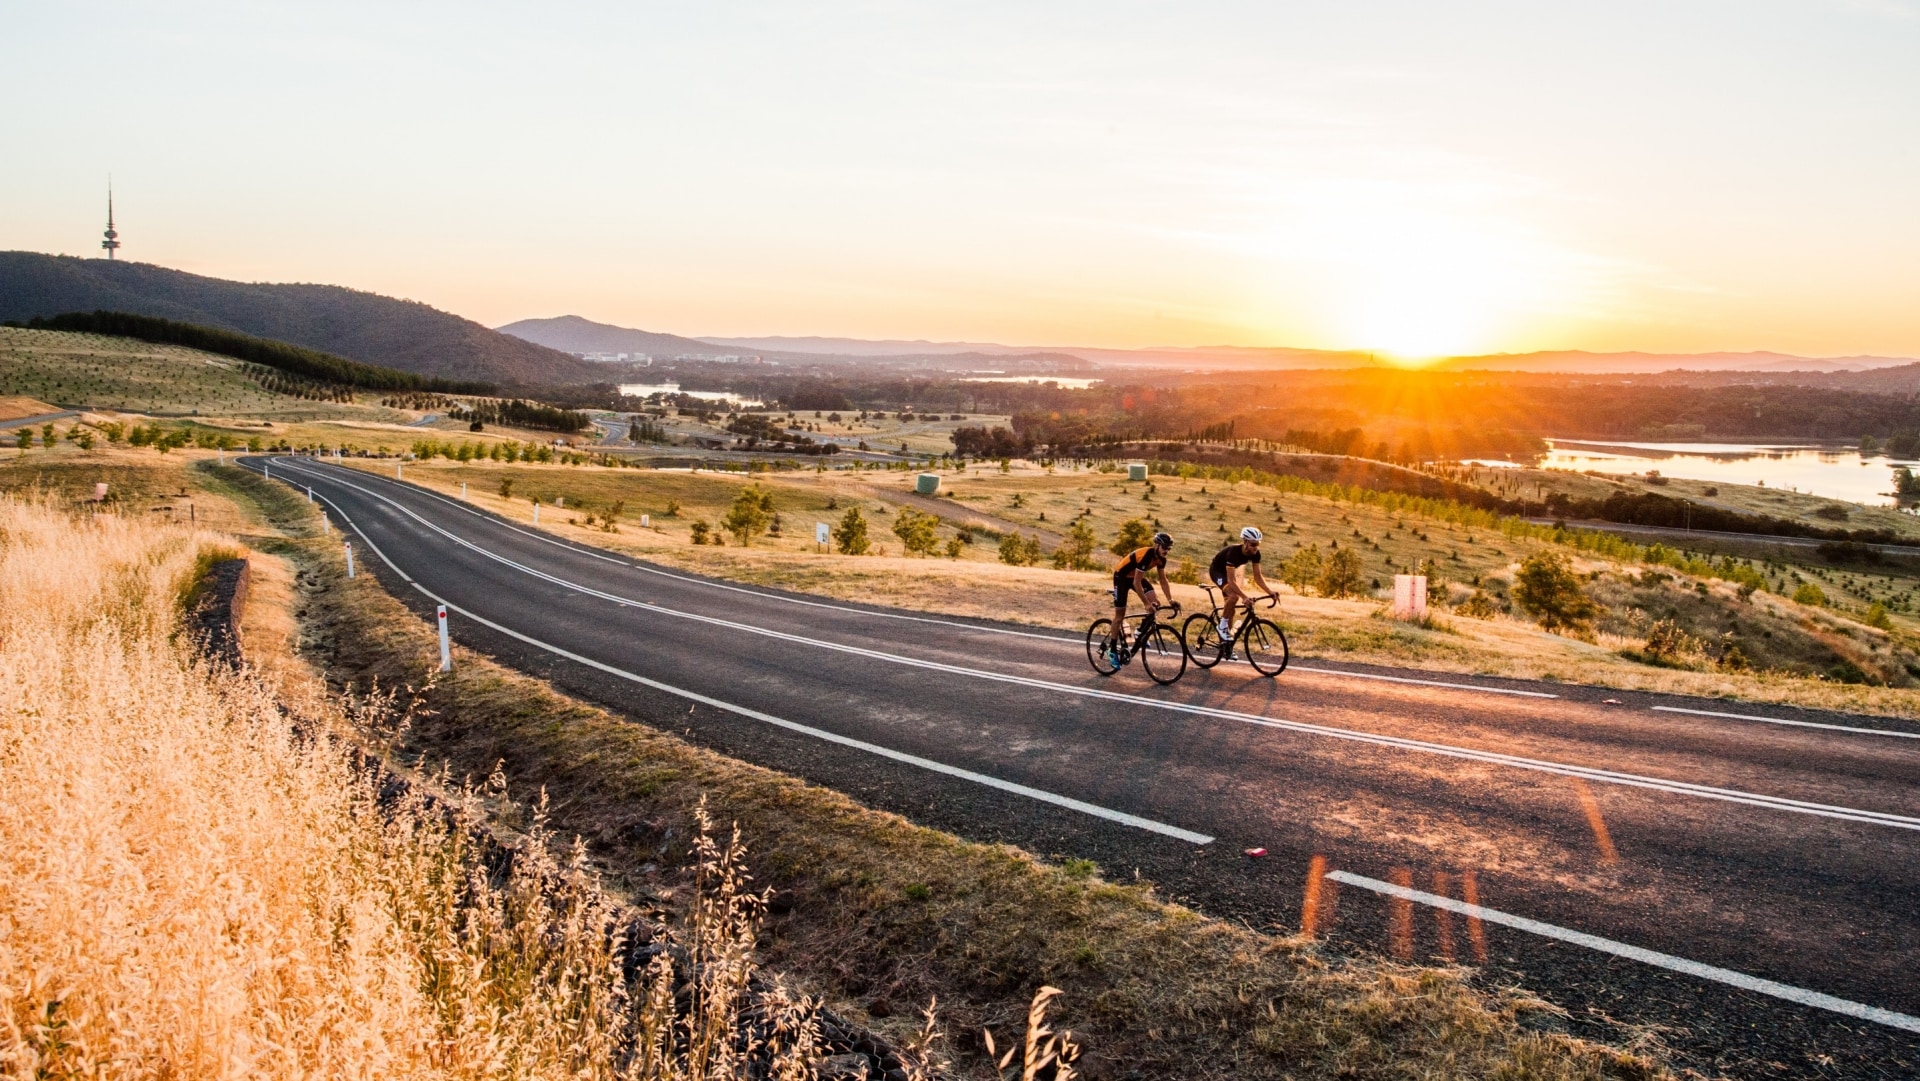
[{"xmin": 6, "ymin": 1, "xmax": 1918, "ymax": 358}]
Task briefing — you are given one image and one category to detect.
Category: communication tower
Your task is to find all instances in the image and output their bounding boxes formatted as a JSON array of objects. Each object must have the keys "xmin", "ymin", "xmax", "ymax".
[{"xmin": 101, "ymin": 182, "xmax": 121, "ymax": 259}]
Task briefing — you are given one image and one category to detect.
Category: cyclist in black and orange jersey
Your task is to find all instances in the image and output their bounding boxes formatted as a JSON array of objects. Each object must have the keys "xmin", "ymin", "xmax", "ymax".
[
  {"xmin": 1209, "ymin": 526, "xmax": 1276, "ymax": 640},
  {"xmin": 1104, "ymin": 531, "xmax": 1178, "ymax": 657}
]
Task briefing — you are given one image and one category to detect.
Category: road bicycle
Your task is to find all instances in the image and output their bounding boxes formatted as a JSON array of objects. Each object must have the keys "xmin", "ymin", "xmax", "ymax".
[
  {"xmin": 1085, "ymin": 599, "xmax": 1187, "ymax": 685},
  {"xmin": 1181, "ymin": 586, "xmax": 1289, "ymax": 677}
]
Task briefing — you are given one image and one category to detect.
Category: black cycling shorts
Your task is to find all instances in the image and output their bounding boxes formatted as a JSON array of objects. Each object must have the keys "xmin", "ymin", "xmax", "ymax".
[{"xmin": 1112, "ymin": 571, "xmax": 1146, "ymax": 601}]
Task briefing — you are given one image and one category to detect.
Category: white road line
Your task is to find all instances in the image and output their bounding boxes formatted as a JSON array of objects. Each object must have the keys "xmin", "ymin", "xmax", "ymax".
[
  {"xmin": 291, "ymin": 468, "xmax": 1214, "ymax": 846},
  {"xmin": 1326, "ymin": 870, "xmax": 1920, "ymax": 1036},
  {"xmin": 259, "ymin": 460, "xmax": 1920, "ymax": 832},
  {"xmin": 280, "ymin": 460, "xmax": 1562, "ymax": 693},
  {"xmin": 1651, "ymin": 705, "xmax": 1920, "ymax": 740}
]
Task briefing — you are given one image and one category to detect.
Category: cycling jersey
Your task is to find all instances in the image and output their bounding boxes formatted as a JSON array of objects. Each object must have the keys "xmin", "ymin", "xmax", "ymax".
[
  {"xmin": 1113, "ymin": 545, "xmax": 1168, "ymax": 579},
  {"xmin": 1208, "ymin": 543, "xmax": 1260, "ymax": 585}
]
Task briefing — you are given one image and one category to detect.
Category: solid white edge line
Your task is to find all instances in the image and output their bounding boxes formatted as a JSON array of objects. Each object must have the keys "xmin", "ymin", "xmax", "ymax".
[
  {"xmin": 284, "ymin": 464, "xmax": 1214, "ymax": 847},
  {"xmin": 1325, "ymin": 870, "xmax": 1920, "ymax": 1036},
  {"xmin": 262, "ymin": 459, "xmax": 1920, "ymax": 831},
  {"xmin": 1651, "ymin": 705, "xmax": 1920, "ymax": 740}
]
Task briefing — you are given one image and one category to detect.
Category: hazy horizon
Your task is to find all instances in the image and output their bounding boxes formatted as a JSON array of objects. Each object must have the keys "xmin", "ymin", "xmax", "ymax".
[{"xmin": 7, "ymin": 2, "xmax": 1918, "ymax": 362}]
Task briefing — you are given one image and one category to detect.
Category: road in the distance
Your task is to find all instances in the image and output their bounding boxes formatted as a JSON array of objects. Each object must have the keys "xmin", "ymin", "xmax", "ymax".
[{"xmin": 253, "ymin": 457, "xmax": 1920, "ymax": 1079}]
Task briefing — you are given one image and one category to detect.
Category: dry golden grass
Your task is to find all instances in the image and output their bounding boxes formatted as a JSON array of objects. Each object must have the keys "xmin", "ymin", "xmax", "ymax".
[{"xmin": 0, "ymin": 496, "xmax": 937, "ymax": 1081}]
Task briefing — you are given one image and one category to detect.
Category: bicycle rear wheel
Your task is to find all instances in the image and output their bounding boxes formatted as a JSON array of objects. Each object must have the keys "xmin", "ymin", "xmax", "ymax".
[
  {"xmin": 1241, "ymin": 618, "xmax": 1290, "ymax": 677},
  {"xmin": 1182, "ymin": 613, "xmax": 1228, "ymax": 669},
  {"xmin": 1085, "ymin": 619, "xmax": 1123, "ymax": 676},
  {"xmin": 1139, "ymin": 623, "xmax": 1188, "ymax": 685}
]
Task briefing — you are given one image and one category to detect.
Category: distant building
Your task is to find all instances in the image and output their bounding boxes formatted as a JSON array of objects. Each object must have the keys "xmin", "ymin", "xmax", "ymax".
[{"xmin": 100, "ymin": 183, "xmax": 120, "ymax": 259}]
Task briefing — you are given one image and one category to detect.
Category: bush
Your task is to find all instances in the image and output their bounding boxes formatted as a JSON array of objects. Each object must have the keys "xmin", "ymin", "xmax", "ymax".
[
  {"xmin": 1643, "ymin": 618, "xmax": 1695, "ymax": 661},
  {"xmin": 1316, "ymin": 546, "xmax": 1365, "ymax": 599},
  {"xmin": 1792, "ymin": 582, "xmax": 1827, "ymax": 607},
  {"xmin": 1511, "ymin": 551, "xmax": 1599, "ymax": 633},
  {"xmin": 1280, "ymin": 544, "xmax": 1323, "ymax": 595},
  {"xmin": 689, "ymin": 519, "xmax": 711, "ymax": 545},
  {"xmin": 1169, "ymin": 558, "xmax": 1199, "ymax": 586},
  {"xmin": 1110, "ymin": 518, "xmax": 1154, "ymax": 556},
  {"xmin": 1456, "ymin": 590, "xmax": 1503, "ymax": 619},
  {"xmin": 1051, "ymin": 519, "xmax": 1100, "ymax": 571},
  {"xmin": 722, "ymin": 485, "xmax": 775, "ymax": 545},
  {"xmin": 998, "ymin": 532, "xmax": 1043, "ymax": 566},
  {"xmin": 891, "ymin": 507, "xmax": 940, "ymax": 556},
  {"xmin": 1866, "ymin": 602, "xmax": 1893, "ymax": 630},
  {"xmin": 833, "ymin": 506, "xmax": 871, "ymax": 555}
]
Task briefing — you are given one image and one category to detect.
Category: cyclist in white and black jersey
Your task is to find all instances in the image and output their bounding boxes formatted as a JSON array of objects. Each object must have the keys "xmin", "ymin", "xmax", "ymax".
[{"xmin": 1208, "ymin": 526, "xmax": 1276, "ymax": 640}]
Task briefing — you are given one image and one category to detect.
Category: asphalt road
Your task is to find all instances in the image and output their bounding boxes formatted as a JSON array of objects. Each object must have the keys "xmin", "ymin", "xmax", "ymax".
[{"xmin": 250, "ymin": 456, "xmax": 1920, "ymax": 1078}]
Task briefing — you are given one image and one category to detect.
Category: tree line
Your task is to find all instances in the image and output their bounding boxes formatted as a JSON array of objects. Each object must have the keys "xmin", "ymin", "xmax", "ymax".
[{"xmin": 14, "ymin": 311, "xmax": 494, "ymax": 394}]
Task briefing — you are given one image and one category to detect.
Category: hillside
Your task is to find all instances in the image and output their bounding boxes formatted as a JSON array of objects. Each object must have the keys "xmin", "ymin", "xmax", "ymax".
[
  {"xmin": 496, "ymin": 314, "xmax": 735, "ymax": 357},
  {"xmin": 0, "ymin": 252, "xmax": 600, "ymax": 387}
]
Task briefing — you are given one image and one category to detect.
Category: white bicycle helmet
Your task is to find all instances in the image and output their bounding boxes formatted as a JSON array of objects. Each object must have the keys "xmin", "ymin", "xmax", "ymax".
[{"xmin": 1240, "ymin": 526, "xmax": 1263, "ymax": 542}]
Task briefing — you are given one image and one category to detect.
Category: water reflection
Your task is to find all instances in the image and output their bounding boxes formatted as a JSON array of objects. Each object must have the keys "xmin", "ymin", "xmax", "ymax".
[{"xmin": 1471, "ymin": 440, "xmax": 1920, "ymax": 507}]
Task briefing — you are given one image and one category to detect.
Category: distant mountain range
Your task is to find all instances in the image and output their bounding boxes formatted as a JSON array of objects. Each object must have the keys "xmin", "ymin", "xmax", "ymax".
[
  {"xmin": 519, "ymin": 318, "xmax": 1919, "ymax": 374},
  {"xmin": 0, "ymin": 253, "xmax": 599, "ymax": 387},
  {"xmin": 495, "ymin": 315, "xmax": 737, "ymax": 358}
]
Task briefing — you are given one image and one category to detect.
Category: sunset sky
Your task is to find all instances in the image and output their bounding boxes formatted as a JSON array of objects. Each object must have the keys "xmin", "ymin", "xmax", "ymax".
[{"xmin": 7, "ymin": 2, "xmax": 1917, "ymax": 359}]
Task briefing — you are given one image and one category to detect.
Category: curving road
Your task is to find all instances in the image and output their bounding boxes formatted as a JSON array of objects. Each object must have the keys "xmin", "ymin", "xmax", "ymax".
[{"xmin": 249, "ymin": 456, "xmax": 1920, "ymax": 1078}]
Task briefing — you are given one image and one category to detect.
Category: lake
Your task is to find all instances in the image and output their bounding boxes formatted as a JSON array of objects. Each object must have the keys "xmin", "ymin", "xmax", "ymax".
[
  {"xmin": 1473, "ymin": 441, "xmax": 1919, "ymax": 507},
  {"xmin": 617, "ymin": 383, "xmax": 763, "ymax": 407}
]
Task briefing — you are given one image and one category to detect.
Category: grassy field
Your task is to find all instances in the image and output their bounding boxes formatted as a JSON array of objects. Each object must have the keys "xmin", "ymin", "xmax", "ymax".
[{"xmin": 611, "ymin": 402, "xmax": 1014, "ymax": 458}]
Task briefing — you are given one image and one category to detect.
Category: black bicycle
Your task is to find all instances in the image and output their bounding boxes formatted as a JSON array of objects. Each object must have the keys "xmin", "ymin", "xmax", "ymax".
[
  {"xmin": 1182, "ymin": 587, "xmax": 1289, "ymax": 677},
  {"xmin": 1086, "ymin": 601, "xmax": 1187, "ymax": 685}
]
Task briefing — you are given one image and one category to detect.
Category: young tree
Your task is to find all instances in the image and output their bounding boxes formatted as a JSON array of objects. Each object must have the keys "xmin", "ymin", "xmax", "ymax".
[
  {"xmin": 1512, "ymin": 551, "xmax": 1600, "ymax": 632},
  {"xmin": 833, "ymin": 506, "xmax": 871, "ymax": 555},
  {"xmin": 499, "ymin": 478, "xmax": 515, "ymax": 499},
  {"xmin": 1051, "ymin": 518, "xmax": 1099, "ymax": 570},
  {"xmin": 1280, "ymin": 544, "xmax": 1323, "ymax": 594},
  {"xmin": 690, "ymin": 520, "xmax": 712, "ymax": 545},
  {"xmin": 1792, "ymin": 582, "xmax": 1826, "ymax": 607},
  {"xmin": 1110, "ymin": 518, "xmax": 1154, "ymax": 556},
  {"xmin": 891, "ymin": 507, "xmax": 940, "ymax": 556},
  {"xmin": 722, "ymin": 485, "xmax": 774, "ymax": 545},
  {"xmin": 1317, "ymin": 545, "xmax": 1365, "ymax": 598}
]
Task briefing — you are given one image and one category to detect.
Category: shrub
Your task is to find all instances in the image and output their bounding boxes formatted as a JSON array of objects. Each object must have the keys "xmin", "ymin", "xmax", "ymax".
[
  {"xmin": 499, "ymin": 477, "xmax": 514, "ymax": 499},
  {"xmin": 690, "ymin": 519, "xmax": 711, "ymax": 544},
  {"xmin": 945, "ymin": 537, "xmax": 964, "ymax": 559},
  {"xmin": 1316, "ymin": 546, "xmax": 1365, "ymax": 599},
  {"xmin": 891, "ymin": 507, "xmax": 940, "ymax": 556},
  {"xmin": 833, "ymin": 506, "xmax": 871, "ymax": 555},
  {"xmin": 665, "ymin": 499, "xmax": 681, "ymax": 517},
  {"xmin": 1456, "ymin": 590, "xmax": 1503, "ymax": 619},
  {"xmin": 1110, "ymin": 518, "xmax": 1154, "ymax": 556},
  {"xmin": 1511, "ymin": 551, "xmax": 1599, "ymax": 633},
  {"xmin": 1169, "ymin": 558, "xmax": 1199, "ymax": 586},
  {"xmin": 1643, "ymin": 618, "xmax": 1694, "ymax": 661},
  {"xmin": 1280, "ymin": 544, "xmax": 1323, "ymax": 594},
  {"xmin": 1050, "ymin": 519, "xmax": 1099, "ymax": 571},
  {"xmin": 722, "ymin": 485, "xmax": 775, "ymax": 545},
  {"xmin": 998, "ymin": 532, "xmax": 1043, "ymax": 566},
  {"xmin": 1792, "ymin": 582, "xmax": 1827, "ymax": 607},
  {"xmin": 1866, "ymin": 602, "xmax": 1893, "ymax": 630}
]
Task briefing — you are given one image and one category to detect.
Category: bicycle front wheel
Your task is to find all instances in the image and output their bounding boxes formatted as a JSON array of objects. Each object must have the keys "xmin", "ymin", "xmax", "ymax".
[
  {"xmin": 1241, "ymin": 618, "xmax": 1290, "ymax": 677},
  {"xmin": 1139, "ymin": 623, "xmax": 1188, "ymax": 685},
  {"xmin": 1086, "ymin": 619, "xmax": 1123, "ymax": 676}
]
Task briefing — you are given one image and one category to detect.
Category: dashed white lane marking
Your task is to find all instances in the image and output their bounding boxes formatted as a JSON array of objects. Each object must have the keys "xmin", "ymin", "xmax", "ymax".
[
  {"xmin": 1652, "ymin": 705, "xmax": 1920, "ymax": 740},
  {"xmin": 259, "ymin": 459, "xmax": 1920, "ymax": 833},
  {"xmin": 275, "ymin": 459, "xmax": 1559, "ymax": 695},
  {"xmin": 297, "ymin": 473, "xmax": 1214, "ymax": 846},
  {"xmin": 1326, "ymin": 870, "xmax": 1920, "ymax": 1035}
]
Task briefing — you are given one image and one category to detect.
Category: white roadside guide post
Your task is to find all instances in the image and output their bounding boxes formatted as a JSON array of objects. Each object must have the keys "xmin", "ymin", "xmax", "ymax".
[
  {"xmin": 344, "ymin": 540, "xmax": 355, "ymax": 579},
  {"xmin": 436, "ymin": 605, "xmax": 452, "ymax": 671},
  {"xmin": 396, "ymin": 462, "xmax": 403, "ymax": 479},
  {"xmin": 263, "ymin": 461, "xmax": 270, "ymax": 481},
  {"xmin": 321, "ymin": 515, "xmax": 330, "ymax": 535},
  {"xmin": 816, "ymin": 521, "xmax": 830, "ymax": 551},
  {"xmin": 641, "ymin": 513, "xmax": 649, "ymax": 528},
  {"xmin": 533, "ymin": 503, "xmax": 540, "ymax": 524},
  {"xmin": 461, "ymin": 482, "xmax": 467, "ymax": 500},
  {"xmin": 93, "ymin": 482, "xmax": 108, "ymax": 502},
  {"xmin": 1392, "ymin": 574, "xmax": 1428, "ymax": 620},
  {"xmin": 306, "ymin": 486, "xmax": 314, "ymax": 502}
]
